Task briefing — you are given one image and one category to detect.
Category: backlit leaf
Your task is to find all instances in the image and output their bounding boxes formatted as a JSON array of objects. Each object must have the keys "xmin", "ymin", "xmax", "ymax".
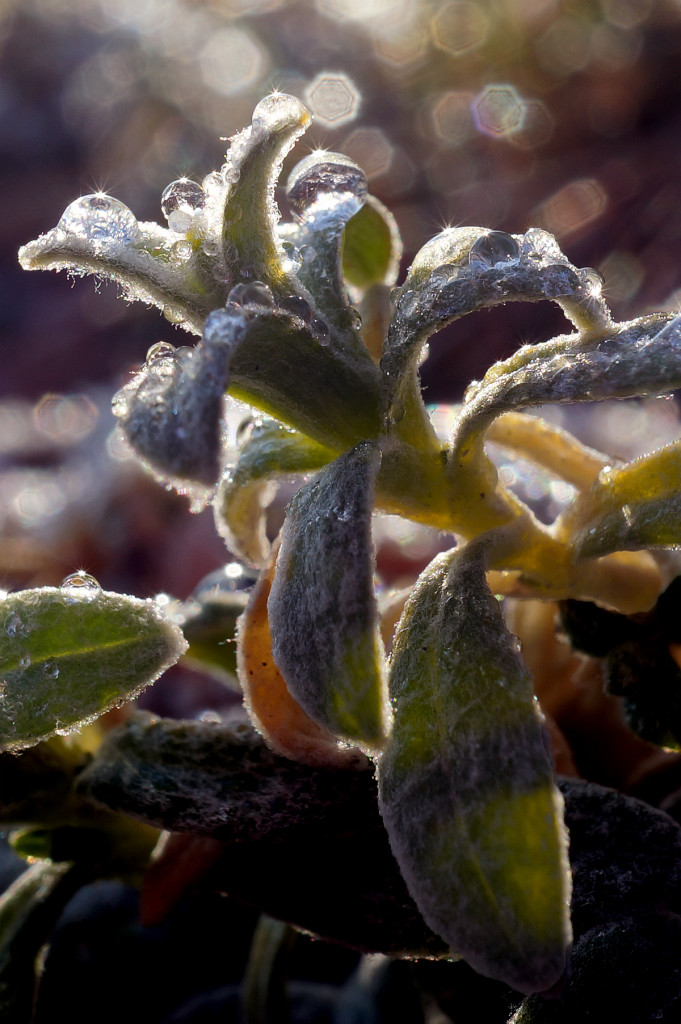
[{"xmin": 377, "ymin": 543, "xmax": 571, "ymax": 993}]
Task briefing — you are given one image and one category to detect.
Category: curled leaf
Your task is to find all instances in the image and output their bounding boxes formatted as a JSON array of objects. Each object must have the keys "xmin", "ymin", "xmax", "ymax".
[
  {"xmin": 377, "ymin": 542, "xmax": 571, "ymax": 993},
  {"xmin": 214, "ymin": 420, "xmax": 334, "ymax": 566},
  {"xmin": 237, "ymin": 546, "xmax": 366, "ymax": 768},
  {"xmin": 113, "ymin": 307, "xmax": 247, "ymax": 491},
  {"xmin": 342, "ymin": 195, "xmax": 402, "ymax": 292},
  {"xmin": 268, "ymin": 442, "xmax": 388, "ymax": 748},
  {"xmin": 0, "ymin": 585, "xmax": 187, "ymax": 752}
]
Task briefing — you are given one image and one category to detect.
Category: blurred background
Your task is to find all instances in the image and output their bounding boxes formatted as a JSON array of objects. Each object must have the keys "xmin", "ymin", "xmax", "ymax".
[{"xmin": 4, "ymin": 0, "xmax": 681, "ymax": 606}]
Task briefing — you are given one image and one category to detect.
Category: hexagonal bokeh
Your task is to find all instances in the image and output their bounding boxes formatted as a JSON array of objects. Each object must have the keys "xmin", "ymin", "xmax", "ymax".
[
  {"xmin": 432, "ymin": 1, "xmax": 489, "ymax": 56},
  {"xmin": 199, "ymin": 27, "xmax": 269, "ymax": 96},
  {"xmin": 304, "ymin": 72, "xmax": 361, "ymax": 127},
  {"xmin": 431, "ymin": 90, "xmax": 475, "ymax": 146},
  {"xmin": 341, "ymin": 127, "xmax": 393, "ymax": 179},
  {"xmin": 535, "ymin": 177, "xmax": 608, "ymax": 238},
  {"xmin": 473, "ymin": 84, "xmax": 525, "ymax": 138}
]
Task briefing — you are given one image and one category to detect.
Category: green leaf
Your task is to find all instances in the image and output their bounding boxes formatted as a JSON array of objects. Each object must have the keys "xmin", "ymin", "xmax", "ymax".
[
  {"xmin": 343, "ymin": 195, "xmax": 402, "ymax": 291},
  {"xmin": 0, "ymin": 585, "xmax": 187, "ymax": 752},
  {"xmin": 0, "ymin": 859, "xmax": 84, "ymax": 1020},
  {"xmin": 377, "ymin": 542, "xmax": 571, "ymax": 993},
  {"xmin": 214, "ymin": 421, "xmax": 334, "ymax": 565},
  {"xmin": 563, "ymin": 439, "xmax": 681, "ymax": 558},
  {"xmin": 268, "ymin": 442, "xmax": 388, "ymax": 748}
]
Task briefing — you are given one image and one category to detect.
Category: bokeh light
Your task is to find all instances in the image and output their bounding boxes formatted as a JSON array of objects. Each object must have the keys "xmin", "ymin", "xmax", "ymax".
[
  {"xmin": 473, "ymin": 84, "xmax": 525, "ymax": 138},
  {"xmin": 535, "ymin": 178, "xmax": 608, "ymax": 239},
  {"xmin": 199, "ymin": 27, "xmax": 268, "ymax": 97},
  {"xmin": 432, "ymin": 1, "xmax": 489, "ymax": 57},
  {"xmin": 341, "ymin": 127, "xmax": 393, "ymax": 179},
  {"xmin": 304, "ymin": 72, "xmax": 361, "ymax": 127}
]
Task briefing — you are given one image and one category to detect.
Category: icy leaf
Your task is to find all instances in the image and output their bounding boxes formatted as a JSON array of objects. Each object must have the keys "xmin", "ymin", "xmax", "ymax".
[
  {"xmin": 281, "ymin": 150, "xmax": 370, "ymax": 346},
  {"xmin": 377, "ymin": 543, "xmax": 571, "ymax": 993},
  {"xmin": 18, "ymin": 197, "xmax": 224, "ymax": 336},
  {"xmin": 454, "ymin": 312, "xmax": 681, "ymax": 457},
  {"xmin": 0, "ymin": 586, "xmax": 187, "ymax": 752},
  {"xmin": 563, "ymin": 439, "xmax": 681, "ymax": 558},
  {"xmin": 381, "ymin": 226, "xmax": 608, "ymax": 412},
  {"xmin": 268, "ymin": 442, "xmax": 388, "ymax": 748},
  {"xmin": 0, "ymin": 860, "xmax": 83, "ymax": 1020},
  {"xmin": 342, "ymin": 195, "xmax": 402, "ymax": 291},
  {"xmin": 214, "ymin": 421, "xmax": 334, "ymax": 565},
  {"xmin": 238, "ymin": 547, "xmax": 366, "ymax": 768}
]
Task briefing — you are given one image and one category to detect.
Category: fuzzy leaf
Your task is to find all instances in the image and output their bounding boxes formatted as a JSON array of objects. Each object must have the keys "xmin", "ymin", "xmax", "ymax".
[
  {"xmin": 377, "ymin": 543, "xmax": 571, "ymax": 993},
  {"xmin": 342, "ymin": 195, "xmax": 402, "ymax": 291},
  {"xmin": 563, "ymin": 439, "xmax": 681, "ymax": 558},
  {"xmin": 382, "ymin": 227, "xmax": 608, "ymax": 410},
  {"xmin": 268, "ymin": 442, "xmax": 388, "ymax": 748},
  {"xmin": 214, "ymin": 421, "xmax": 334, "ymax": 566},
  {"xmin": 238, "ymin": 547, "xmax": 366, "ymax": 768},
  {"xmin": 454, "ymin": 312, "xmax": 681, "ymax": 456},
  {"xmin": 0, "ymin": 585, "xmax": 187, "ymax": 752}
]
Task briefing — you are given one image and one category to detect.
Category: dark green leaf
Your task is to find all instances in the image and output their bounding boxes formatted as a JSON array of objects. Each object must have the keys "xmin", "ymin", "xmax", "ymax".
[
  {"xmin": 0, "ymin": 585, "xmax": 187, "ymax": 752},
  {"xmin": 342, "ymin": 195, "xmax": 402, "ymax": 290},
  {"xmin": 268, "ymin": 443, "xmax": 388, "ymax": 747}
]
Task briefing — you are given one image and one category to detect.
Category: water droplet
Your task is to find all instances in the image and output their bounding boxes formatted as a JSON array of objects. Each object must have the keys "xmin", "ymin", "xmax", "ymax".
[
  {"xmin": 60, "ymin": 571, "xmax": 101, "ymax": 591},
  {"xmin": 146, "ymin": 341, "xmax": 176, "ymax": 365},
  {"xmin": 469, "ymin": 230, "xmax": 519, "ymax": 269},
  {"xmin": 227, "ymin": 281, "xmax": 275, "ymax": 307},
  {"xmin": 430, "ymin": 264, "xmax": 460, "ymax": 287},
  {"xmin": 389, "ymin": 286, "xmax": 401, "ymax": 304},
  {"xmin": 279, "ymin": 294, "xmax": 313, "ymax": 323},
  {"xmin": 252, "ymin": 92, "xmax": 307, "ymax": 132},
  {"xmin": 398, "ymin": 289, "xmax": 418, "ymax": 317},
  {"xmin": 299, "ymin": 245, "xmax": 317, "ymax": 265},
  {"xmin": 236, "ymin": 416, "xmax": 255, "ymax": 446},
  {"xmin": 418, "ymin": 343, "xmax": 430, "ymax": 367},
  {"xmin": 5, "ymin": 613, "xmax": 27, "ymax": 639},
  {"xmin": 349, "ymin": 309, "xmax": 362, "ymax": 331},
  {"xmin": 522, "ymin": 227, "xmax": 562, "ymax": 261},
  {"xmin": 281, "ymin": 241, "xmax": 302, "ymax": 271},
  {"xmin": 43, "ymin": 662, "xmax": 59, "ymax": 680},
  {"xmin": 286, "ymin": 152, "xmax": 368, "ymax": 218},
  {"xmin": 193, "ymin": 561, "xmax": 259, "ymax": 600},
  {"xmin": 170, "ymin": 239, "xmax": 193, "ymax": 263},
  {"xmin": 310, "ymin": 318, "xmax": 330, "ymax": 345},
  {"xmin": 18, "ymin": 653, "xmax": 31, "ymax": 670},
  {"xmin": 58, "ymin": 194, "xmax": 139, "ymax": 246},
  {"xmin": 582, "ymin": 267, "xmax": 604, "ymax": 294},
  {"xmin": 167, "ymin": 209, "xmax": 194, "ymax": 235},
  {"xmin": 163, "ymin": 304, "xmax": 186, "ymax": 325},
  {"xmin": 161, "ymin": 178, "xmax": 205, "ymax": 220},
  {"xmin": 202, "ymin": 239, "xmax": 220, "ymax": 258},
  {"xmin": 202, "ymin": 171, "xmax": 225, "ymax": 195}
]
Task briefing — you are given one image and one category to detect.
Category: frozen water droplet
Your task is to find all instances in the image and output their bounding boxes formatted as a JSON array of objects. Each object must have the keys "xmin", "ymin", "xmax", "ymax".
[
  {"xmin": 111, "ymin": 388, "xmax": 130, "ymax": 420},
  {"xmin": 469, "ymin": 231, "xmax": 519, "ymax": 269},
  {"xmin": 286, "ymin": 152, "xmax": 368, "ymax": 218},
  {"xmin": 163, "ymin": 304, "xmax": 186, "ymax": 325},
  {"xmin": 161, "ymin": 178, "xmax": 205, "ymax": 220},
  {"xmin": 349, "ymin": 309, "xmax": 362, "ymax": 331},
  {"xmin": 398, "ymin": 289, "xmax": 418, "ymax": 317},
  {"xmin": 390, "ymin": 286, "xmax": 401, "ymax": 305},
  {"xmin": 43, "ymin": 661, "xmax": 59, "ymax": 680},
  {"xmin": 5, "ymin": 613, "xmax": 27, "ymax": 639},
  {"xmin": 167, "ymin": 209, "xmax": 194, "ymax": 235},
  {"xmin": 430, "ymin": 264, "xmax": 460, "ymax": 287},
  {"xmin": 170, "ymin": 239, "xmax": 193, "ymax": 263},
  {"xmin": 202, "ymin": 171, "xmax": 225, "ymax": 195},
  {"xmin": 60, "ymin": 571, "xmax": 101, "ymax": 591},
  {"xmin": 279, "ymin": 294, "xmax": 312, "ymax": 323},
  {"xmin": 146, "ymin": 341, "xmax": 176, "ymax": 365},
  {"xmin": 582, "ymin": 267, "xmax": 604, "ymax": 294},
  {"xmin": 58, "ymin": 194, "xmax": 139, "ymax": 246},
  {"xmin": 228, "ymin": 281, "xmax": 275, "ymax": 307},
  {"xmin": 18, "ymin": 653, "xmax": 31, "ymax": 670},
  {"xmin": 418, "ymin": 343, "xmax": 430, "ymax": 367},
  {"xmin": 202, "ymin": 239, "xmax": 220, "ymax": 258},
  {"xmin": 281, "ymin": 241, "xmax": 302, "ymax": 271},
  {"xmin": 311, "ymin": 318, "xmax": 330, "ymax": 345}
]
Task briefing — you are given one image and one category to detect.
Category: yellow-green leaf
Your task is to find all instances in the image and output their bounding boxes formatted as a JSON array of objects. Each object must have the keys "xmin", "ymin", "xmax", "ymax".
[{"xmin": 377, "ymin": 543, "xmax": 571, "ymax": 993}]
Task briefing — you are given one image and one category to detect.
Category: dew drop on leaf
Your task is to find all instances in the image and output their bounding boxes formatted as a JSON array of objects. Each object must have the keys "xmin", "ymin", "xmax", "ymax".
[
  {"xmin": 58, "ymin": 194, "xmax": 139, "ymax": 246},
  {"xmin": 582, "ymin": 267, "xmax": 604, "ymax": 294},
  {"xmin": 60, "ymin": 571, "xmax": 101, "ymax": 592},
  {"xmin": 43, "ymin": 662, "xmax": 59, "ymax": 680},
  {"xmin": 161, "ymin": 178, "xmax": 206, "ymax": 220},
  {"xmin": 286, "ymin": 153, "xmax": 368, "ymax": 218},
  {"xmin": 146, "ymin": 341, "xmax": 176, "ymax": 365},
  {"xmin": 469, "ymin": 230, "xmax": 520, "ymax": 269},
  {"xmin": 430, "ymin": 264, "xmax": 460, "ymax": 287},
  {"xmin": 279, "ymin": 294, "xmax": 313, "ymax": 323},
  {"xmin": 170, "ymin": 239, "xmax": 193, "ymax": 263},
  {"xmin": 349, "ymin": 309, "xmax": 362, "ymax": 331},
  {"xmin": 227, "ymin": 281, "xmax": 275, "ymax": 307},
  {"xmin": 5, "ymin": 612, "xmax": 27, "ymax": 639},
  {"xmin": 310, "ymin": 318, "xmax": 330, "ymax": 345},
  {"xmin": 163, "ymin": 304, "xmax": 186, "ymax": 325}
]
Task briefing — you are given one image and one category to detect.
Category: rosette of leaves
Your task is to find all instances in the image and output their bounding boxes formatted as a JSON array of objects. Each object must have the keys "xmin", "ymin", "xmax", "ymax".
[{"xmin": 19, "ymin": 91, "xmax": 681, "ymax": 996}]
